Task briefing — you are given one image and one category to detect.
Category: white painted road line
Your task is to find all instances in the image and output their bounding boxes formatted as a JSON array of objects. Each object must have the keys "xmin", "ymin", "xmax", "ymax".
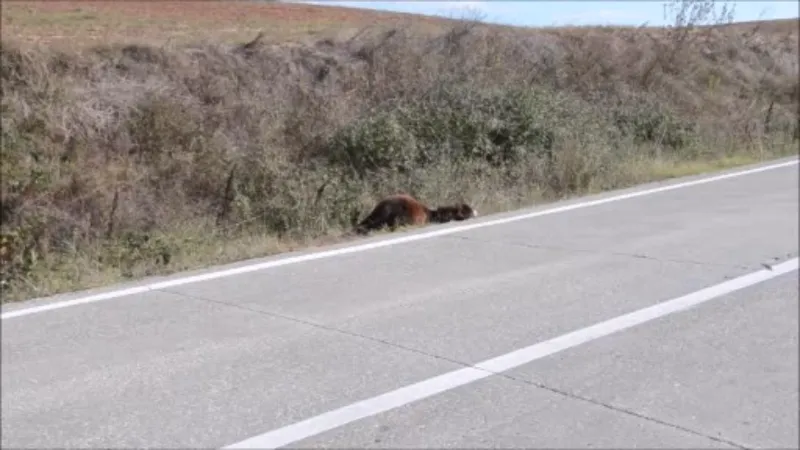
[
  {"xmin": 2, "ymin": 158, "xmax": 797, "ymax": 321},
  {"xmin": 222, "ymin": 257, "xmax": 799, "ymax": 449}
]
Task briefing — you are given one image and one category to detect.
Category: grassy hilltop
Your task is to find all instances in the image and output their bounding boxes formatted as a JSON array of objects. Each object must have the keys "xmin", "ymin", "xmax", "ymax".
[{"xmin": 1, "ymin": 0, "xmax": 798, "ymax": 302}]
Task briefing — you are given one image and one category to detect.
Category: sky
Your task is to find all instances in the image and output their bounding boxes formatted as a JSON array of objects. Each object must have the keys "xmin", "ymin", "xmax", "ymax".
[{"xmin": 293, "ymin": 1, "xmax": 799, "ymax": 28}]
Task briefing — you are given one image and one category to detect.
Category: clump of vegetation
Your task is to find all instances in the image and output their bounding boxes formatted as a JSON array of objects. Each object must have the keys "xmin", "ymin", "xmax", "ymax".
[{"xmin": 1, "ymin": 0, "xmax": 797, "ymax": 302}]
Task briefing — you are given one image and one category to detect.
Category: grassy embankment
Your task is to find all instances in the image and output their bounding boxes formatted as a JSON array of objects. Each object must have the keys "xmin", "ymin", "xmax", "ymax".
[{"xmin": 1, "ymin": 1, "xmax": 798, "ymax": 302}]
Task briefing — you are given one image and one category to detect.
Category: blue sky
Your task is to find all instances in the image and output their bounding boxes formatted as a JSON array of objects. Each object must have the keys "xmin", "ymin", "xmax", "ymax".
[{"xmin": 294, "ymin": 1, "xmax": 799, "ymax": 27}]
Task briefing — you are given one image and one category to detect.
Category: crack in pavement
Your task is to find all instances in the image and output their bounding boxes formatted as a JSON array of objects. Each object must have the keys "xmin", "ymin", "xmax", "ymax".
[
  {"xmin": 156, "ymin": 285, "xmax": 477, "ymax": 369},
  {"xmin": 494, "ymin": 372, "xmax": 752, "ymax": 449},
  {"xmin": 156, "ymin": 287, "xmax": 752, "ymax": 449},
  {"xmin": 440, "ymin": 234, "xmax": 759, "ymax": 271}
]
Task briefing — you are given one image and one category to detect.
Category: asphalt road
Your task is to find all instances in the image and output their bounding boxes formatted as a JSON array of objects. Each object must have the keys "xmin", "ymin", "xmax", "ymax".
[{"xmin": 2, "ymin": 158, "xmax": 798, "ymax": 449}]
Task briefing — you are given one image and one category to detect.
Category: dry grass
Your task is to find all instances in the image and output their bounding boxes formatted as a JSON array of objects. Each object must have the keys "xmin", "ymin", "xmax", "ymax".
[{"xmin": 1, "ymin": 1, "xmax": 798, "ymax": 303}]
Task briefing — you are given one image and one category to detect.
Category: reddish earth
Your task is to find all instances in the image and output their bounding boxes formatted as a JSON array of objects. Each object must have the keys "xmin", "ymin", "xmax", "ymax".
[
  {"xmin": 2, "ymin": 1, "xmax": 794, "ymax": 51},
  {"xmin": 2, "ymin": 0, "xmax": 454, "ymax": 50},
  {"xmin": 8, "ymin": 1, "xmax": 440, "ymax": 24}
]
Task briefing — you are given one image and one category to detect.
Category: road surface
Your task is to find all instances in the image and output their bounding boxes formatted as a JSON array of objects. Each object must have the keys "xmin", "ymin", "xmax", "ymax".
[{"xmin": 2, "ymin": 158, "xmax": 798, "ymax": 449}]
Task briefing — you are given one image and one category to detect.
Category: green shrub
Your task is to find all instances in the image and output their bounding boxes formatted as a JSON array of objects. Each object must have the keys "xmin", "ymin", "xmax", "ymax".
[
  {"xmin": 99, "ymin": 230, "xmax": 174, "ymax": 277},
  {"xmin": 611, "ymin": 97, "xmax": 697, "ymax": 151},
  {"xmin": 326, "ymin": 112, "xmax": 418, "ymax": 178},
  {"xmin": 324, "ymin": 85, "xmax": 619, "ymax": 176}
]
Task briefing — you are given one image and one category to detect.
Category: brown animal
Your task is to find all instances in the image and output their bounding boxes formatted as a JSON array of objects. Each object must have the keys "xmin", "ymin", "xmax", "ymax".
[{"xmin": 354, "ymin": 194, "xmax": 478, "ymax": 235}]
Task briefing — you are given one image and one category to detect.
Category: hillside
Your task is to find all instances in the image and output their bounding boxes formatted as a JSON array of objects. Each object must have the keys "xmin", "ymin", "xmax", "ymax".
[{"xmin": 1, "ymin": 1, "xmax": 798, "ymax": 302}]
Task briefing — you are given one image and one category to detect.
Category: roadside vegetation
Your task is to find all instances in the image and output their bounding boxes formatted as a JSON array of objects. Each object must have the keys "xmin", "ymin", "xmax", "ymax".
[{"xmin": 1, "ymin": 0, "xmax": 797, "ymax": 302}]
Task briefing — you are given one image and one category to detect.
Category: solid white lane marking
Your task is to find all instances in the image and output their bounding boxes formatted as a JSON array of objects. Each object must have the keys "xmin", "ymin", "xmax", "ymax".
[
  {"xmin": 223, "ymin": 257, "xmax": 799, "ymax": 449},
  {"xmin": 2, "ymin": 158, "xmax": 797, "ymax": 320}
]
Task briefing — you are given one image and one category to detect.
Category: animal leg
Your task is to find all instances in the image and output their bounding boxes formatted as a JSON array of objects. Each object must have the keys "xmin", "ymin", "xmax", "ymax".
[{"xmin": 387, "ymin": 215, "xmax": 399, "ymax": 232}]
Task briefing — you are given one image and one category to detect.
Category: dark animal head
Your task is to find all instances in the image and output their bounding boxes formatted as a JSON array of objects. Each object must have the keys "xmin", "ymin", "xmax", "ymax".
[{"xmin": 431, "ymin": 203, "xmax": 478, "ymax": 223}]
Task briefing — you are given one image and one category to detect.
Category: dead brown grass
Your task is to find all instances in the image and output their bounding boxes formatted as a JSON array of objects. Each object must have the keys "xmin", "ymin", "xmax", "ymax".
[{"xmin": 1, "ymin": 1, "xmax": 798, "ymax": 302}]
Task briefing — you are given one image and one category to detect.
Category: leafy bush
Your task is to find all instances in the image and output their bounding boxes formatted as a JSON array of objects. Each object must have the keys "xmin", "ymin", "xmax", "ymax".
[
  {"xmin": 326, "ymin": 112, "xmax": 419, "ymax": 178},
  {"xmin": 611, "ymin": 98, "xmax": 697, "ymax": 151},
  {"xmin": 325, "ymin": 85, "xmax": 623, "ymax": 177}
]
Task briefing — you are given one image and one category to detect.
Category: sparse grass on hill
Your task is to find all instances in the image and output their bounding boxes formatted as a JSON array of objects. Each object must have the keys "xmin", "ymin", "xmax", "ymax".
[{"xmin": 1, "ymin": 1, "xmax": 798, "ymax": 302}]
